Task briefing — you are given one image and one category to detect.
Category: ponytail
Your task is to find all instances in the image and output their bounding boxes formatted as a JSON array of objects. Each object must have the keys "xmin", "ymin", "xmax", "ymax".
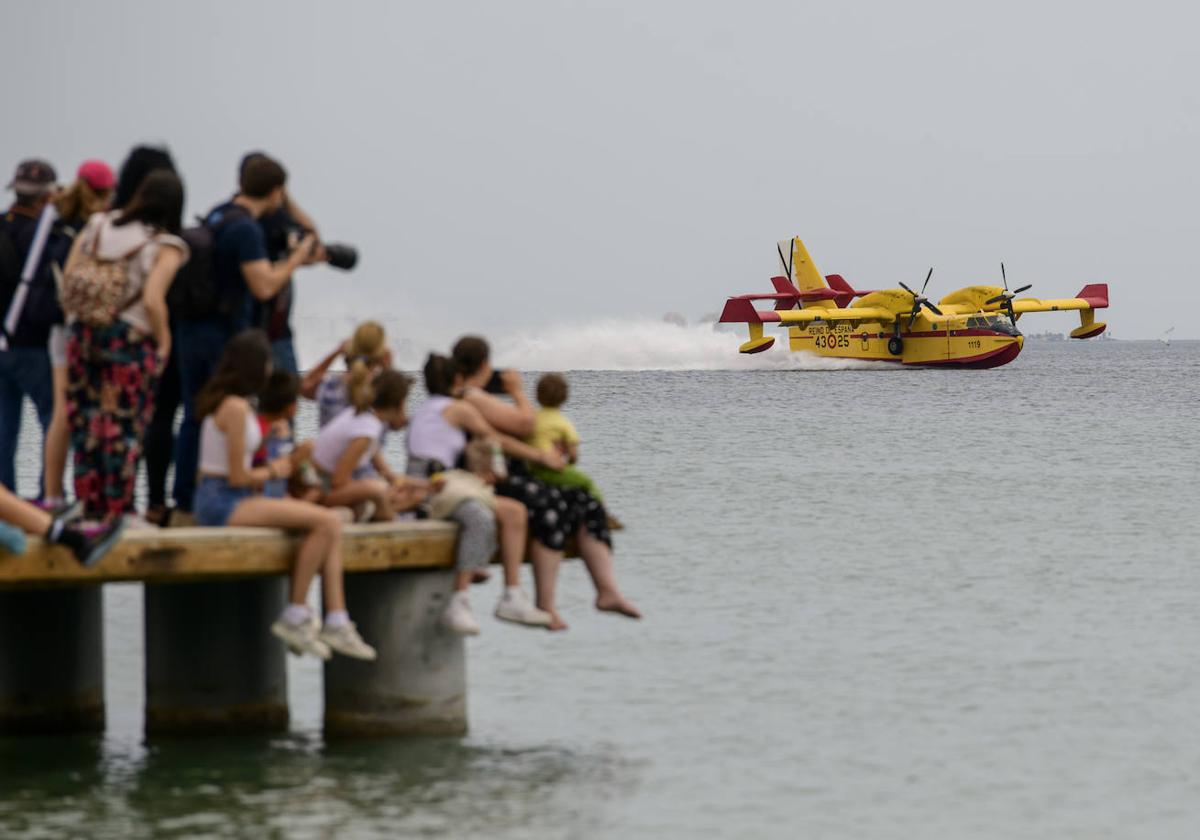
[
  {"xmin": 346, "ymin": 356, "xmax": 374, "ymax": 413},
  {"xmin": 343, "ymin": 320, "xmax": 389, "ymax": 413}
]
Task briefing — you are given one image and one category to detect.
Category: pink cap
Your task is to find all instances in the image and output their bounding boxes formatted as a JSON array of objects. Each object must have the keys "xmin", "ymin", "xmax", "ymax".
[{"xmin": 76, "ymin": 159, "xmax": 114, "ymax": 192}]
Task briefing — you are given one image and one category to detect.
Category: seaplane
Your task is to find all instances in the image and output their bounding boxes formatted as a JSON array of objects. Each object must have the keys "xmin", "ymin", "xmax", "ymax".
[{"xmin": 718, "ymin": 237, "xmax": 1110, "ymax": 368}]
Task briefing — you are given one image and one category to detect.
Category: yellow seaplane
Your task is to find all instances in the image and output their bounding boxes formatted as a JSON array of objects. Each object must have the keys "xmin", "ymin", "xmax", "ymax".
[{"xmin": 720, "ymin": 238, "xmax": 1109, "ymax": 368}]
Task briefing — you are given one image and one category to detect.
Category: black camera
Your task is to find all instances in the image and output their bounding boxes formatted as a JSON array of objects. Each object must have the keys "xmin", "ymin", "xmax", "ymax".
[
  {"xmin": 485, "ymin": 369, "xmax": 511, "ymax": 394},
  {"xmin": 285, "ymin": 224, "xmax": 358, "ymax": 271}
]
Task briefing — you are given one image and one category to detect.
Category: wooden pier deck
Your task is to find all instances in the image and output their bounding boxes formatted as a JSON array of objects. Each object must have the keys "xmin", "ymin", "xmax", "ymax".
[{"xmin": 0, "ymin": 520, "xmax": 459, "ymax": 588}]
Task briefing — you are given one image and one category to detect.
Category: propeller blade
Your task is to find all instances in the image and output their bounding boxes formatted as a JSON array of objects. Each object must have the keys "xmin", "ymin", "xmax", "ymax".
[
  {"xmin": 1001, "ymin": 261, "xmax": 1007, "ymax": 290},
  {"xmin": 985, "ymin": 294, "xmax": 1007, "ymax": 306},
  {"xmin": 1012, "ymin": 284, "xmax": 1032, "ymax": 295},
  {"xmin": 923, "ymin": 301, "xmax": 943, "ymax": 316},
  {"xmin": 921, "ymin": 267, "xmax": 933, "ymax": 294},
  {"xmin": 898, "ymin": 281, "xmax": 915, "ymax": 295},
  {"xmin": 907, "ymin": 312, "xmax": 917, "ymax": 331},
  {"xmin": 1005, "ymin": 300, "xmax": 1016, "ymax": 322},
  {"xmin": 777, "ymin": 243, "xmax": 788, "ymax": 278}
]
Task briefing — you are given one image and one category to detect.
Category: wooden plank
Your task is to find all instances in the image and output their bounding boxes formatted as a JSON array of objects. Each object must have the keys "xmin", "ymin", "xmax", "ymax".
[{"xmin": 0, "ymin": 521, "xmax": 460, "ymax": 589}]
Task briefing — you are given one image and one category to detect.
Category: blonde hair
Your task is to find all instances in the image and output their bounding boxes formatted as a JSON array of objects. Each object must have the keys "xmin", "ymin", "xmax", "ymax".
[
  {"xmin": 345, "ymin": 321, "xmax": 389, "ymax": 412},
  {"xmin": 54, "ymin": 178, "xmax": 110, "ymax": 223}
]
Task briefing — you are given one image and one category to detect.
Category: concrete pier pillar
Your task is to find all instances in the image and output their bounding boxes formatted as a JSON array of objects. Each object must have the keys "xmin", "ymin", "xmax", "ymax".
[
  {"xmin": 144, "ymin": 578, "xmax": 289, "ymax": 734},
  {"xmin": 324, "ymin": 570, "xmax": 466, "ymax": 737},
  {"xmin": 0, "ymin": 586, "xmax": 104, "ymax": 733}
]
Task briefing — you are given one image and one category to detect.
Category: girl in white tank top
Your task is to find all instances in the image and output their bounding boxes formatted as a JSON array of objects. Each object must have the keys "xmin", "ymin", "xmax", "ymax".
[{"xmin": 190, "ymin": 330, "xmax": 376, "ymax": 663}]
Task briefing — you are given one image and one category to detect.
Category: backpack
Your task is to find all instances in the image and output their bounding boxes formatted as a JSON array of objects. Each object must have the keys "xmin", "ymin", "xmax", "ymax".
[
  {"xmin": 167, "ymin": 205, "xmax": 250, "ymax": 322},
  {"xmin": 59, "ymin": 223, "xmax": 146, "ymax": 327}
]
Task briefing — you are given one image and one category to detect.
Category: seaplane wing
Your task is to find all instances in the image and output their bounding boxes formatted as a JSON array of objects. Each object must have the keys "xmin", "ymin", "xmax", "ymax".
[
  {"xmin": 776, "ymin": 307, "xmax": 896, "ymax": 324},
  {"xmin": 719, "ymin": 298, "xmax": 894, "ymax": 325},
  {"xmin": 1007, "ymin": 287, "xmax": 1108, "ymax": 314}
]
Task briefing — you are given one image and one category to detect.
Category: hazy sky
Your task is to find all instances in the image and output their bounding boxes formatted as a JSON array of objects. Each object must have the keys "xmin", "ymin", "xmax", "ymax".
[{"xmin": 4, "ymin": 0, "xmax": 1196, "ymax": 356}]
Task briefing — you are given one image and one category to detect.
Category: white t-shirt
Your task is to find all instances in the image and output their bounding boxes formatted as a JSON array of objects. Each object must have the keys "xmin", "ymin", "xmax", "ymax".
[
  {"xmin": 313, "ymin": 407, "xmax": 386, "ymax": 474},
  {"xmin": 78, "ymin": 211, "xmax": 189, "ymax": 334}
]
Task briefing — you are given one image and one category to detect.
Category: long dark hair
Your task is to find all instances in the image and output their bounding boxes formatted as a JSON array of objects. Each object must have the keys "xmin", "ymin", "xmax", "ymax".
[
  {"xmin": 195, "ymin": 330, "xmax": 272, "ymax": 420},
  {"xmin": 423, "ymin": 353, "xmax": 459, "ymax": 397},
  {"xmin": 114, "ymin": 170, "xmax": 184, "ymax": 234},
  {"xmin": 113, "ymin": 145, "xmax": 177, "ymax": 210}
]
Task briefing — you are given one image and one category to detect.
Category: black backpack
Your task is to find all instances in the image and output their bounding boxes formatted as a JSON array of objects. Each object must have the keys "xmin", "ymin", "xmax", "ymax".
[{"xmin": 167, "ymin": 206, "xmax": 250, "ymax": 322}]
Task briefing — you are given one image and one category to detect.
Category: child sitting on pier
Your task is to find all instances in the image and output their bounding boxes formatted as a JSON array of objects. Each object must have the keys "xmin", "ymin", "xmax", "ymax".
[
  {"xmin": 426, "ymin": 438, "xmax": 502, "ymax": 520},
  {"xmin": 409, "ymin": 354, "xmax": 559, "ymax": 634},
  {"xmin": 300, "ymin": 320, "xmax": 392, "ymax": 429},
  {"xmin": 526, "ymin": 373, "xmax": 605, "ymax": 502},
  {"xmin": 312, "ymin": 369, "xmax": 428, "ymax": 521},
  {"xmin": 193, "ymin": 329, "xmax": 376, "ymax": 662},
  {"xmin": 255, "ymin": 371, "xmax": 321, "ymax": 504}
]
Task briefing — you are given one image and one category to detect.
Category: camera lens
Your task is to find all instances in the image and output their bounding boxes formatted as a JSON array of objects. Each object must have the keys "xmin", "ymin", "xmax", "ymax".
[{"xmin": 323, "ymin": 243, "xmax": 358, "ymax": 271}]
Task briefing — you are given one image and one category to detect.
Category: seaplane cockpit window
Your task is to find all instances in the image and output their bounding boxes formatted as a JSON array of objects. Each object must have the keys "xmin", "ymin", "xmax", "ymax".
[{"xmin": 985, "ymin": 315, "xmax": 1020, "ymax": 336}]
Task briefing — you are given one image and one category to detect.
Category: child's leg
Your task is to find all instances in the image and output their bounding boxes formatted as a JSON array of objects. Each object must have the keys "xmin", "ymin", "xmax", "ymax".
[
  {"xmin": 322, "ymin": 478, "xmax": 394, "ymax": 521},
  {"xmin": 529, "ymin": 540, "xmax": 567, "ymax": 631},
  {"xmin": 42, "ymin": 363, "xmax": 69, "ymax": 503},
  {"xmin": 577, "ymin": 529, "xmax": 641, "ymax": 619}
]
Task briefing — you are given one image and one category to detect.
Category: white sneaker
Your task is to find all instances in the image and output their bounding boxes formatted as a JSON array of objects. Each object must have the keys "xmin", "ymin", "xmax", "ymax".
[
  {"xmin": 318, "ymin": 621, "xmax": 378, "ymax": 661},
  {"xmin": 495, "ymin": 588, "xmax": 553, "ymax": 627},
  {"xmin": 443, "ymin": 592, "xmax": 481, "ymax": 636},
  {"xmin": 271, "ymin": 618, "xmax": 331, "ymax": 660}
]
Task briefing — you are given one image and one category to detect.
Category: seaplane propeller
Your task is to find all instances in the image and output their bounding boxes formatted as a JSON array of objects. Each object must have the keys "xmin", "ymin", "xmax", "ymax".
[
  {"xmin": 985, "ymin": 262, "xmax": 1032, "ymax": 323},
  {"xmin": 899, "ymin": 268, "xmax": 942, "ymax": 331}
]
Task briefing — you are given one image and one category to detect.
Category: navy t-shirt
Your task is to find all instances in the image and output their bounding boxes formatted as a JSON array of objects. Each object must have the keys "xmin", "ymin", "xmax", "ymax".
[
  {"xmin": 206, "ymin": 201, "xmax": 267, "ymax": 332},
  {"xmin": 257, "ymin": 208, "xmax": 294, "ymax": 341}
]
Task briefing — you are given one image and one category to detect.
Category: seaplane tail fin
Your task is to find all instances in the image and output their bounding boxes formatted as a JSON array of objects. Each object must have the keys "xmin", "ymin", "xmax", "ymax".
[{"xmin": 779, "ymin": 237, "xmax": 836, "ymax": 309}]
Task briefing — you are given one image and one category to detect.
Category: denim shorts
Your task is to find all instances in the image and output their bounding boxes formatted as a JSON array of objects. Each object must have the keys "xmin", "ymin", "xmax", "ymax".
[{"xmin": 194, "ymin": 476, "xmax": 252, "ymax": 526}]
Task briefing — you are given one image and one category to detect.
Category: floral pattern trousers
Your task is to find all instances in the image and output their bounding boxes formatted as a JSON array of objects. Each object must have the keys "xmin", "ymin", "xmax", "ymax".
[{"xmin": 66, "ymin": 320, "xmax": 158, "ymax": 520}]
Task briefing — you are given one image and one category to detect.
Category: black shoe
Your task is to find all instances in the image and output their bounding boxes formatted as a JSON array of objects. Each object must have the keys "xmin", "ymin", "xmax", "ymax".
[{"xmin": 66, "ymin": 519, "xmax": 126, "ymax": 568}]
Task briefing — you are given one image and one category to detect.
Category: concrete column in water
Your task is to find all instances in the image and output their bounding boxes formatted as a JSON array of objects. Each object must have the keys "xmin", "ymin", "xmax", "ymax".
[
  {"xmin": 0, "ymin": 586, "xmax": 104, "ymax": 733},
  {"xmin": 144, "ymin": 578, "xmax": 289, "ymax": 733},
  {"xmin": 324, "ymin": 569, "xmax": 466, "ymax": 737}
]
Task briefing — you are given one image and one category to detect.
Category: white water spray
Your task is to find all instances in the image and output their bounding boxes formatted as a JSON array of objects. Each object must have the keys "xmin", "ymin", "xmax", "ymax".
[
  {"xmin": 295, "ymin": 313, "xmax": 895, "ymax": 372},
  {"xmin": 492, "ymin": 319, "xmax": 894, "ymax": 371}
]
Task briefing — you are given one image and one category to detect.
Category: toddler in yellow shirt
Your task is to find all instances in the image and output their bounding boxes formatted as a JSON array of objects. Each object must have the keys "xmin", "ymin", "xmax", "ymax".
[{"xmin": 527, "ymin": 373, "xmax": 605, "ymax": 501}]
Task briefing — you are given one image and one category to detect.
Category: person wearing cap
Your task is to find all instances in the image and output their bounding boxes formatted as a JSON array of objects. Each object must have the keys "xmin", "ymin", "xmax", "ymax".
[
  {"xmin": 37, "ymin": 160, "xmax": 117, "ymax": 509},
  {"xmin": 0, "ymin": 158, "xmax": 66, "ymax": 492}
]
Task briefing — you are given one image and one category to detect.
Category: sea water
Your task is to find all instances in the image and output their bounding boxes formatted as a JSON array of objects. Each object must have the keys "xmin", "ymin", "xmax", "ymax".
[{"xmin": 0, "ymin": 338, "xmax": 1197, "ymax": 839}]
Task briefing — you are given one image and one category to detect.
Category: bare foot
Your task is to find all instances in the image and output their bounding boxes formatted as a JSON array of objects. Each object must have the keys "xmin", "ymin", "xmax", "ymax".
[
  {"xmin": 470, "ymin": 569, "xmax": 491, "ymax": 584},
  {"xmin": 596, "ymin": 592, "xmax": 641, "ymax": 619},
  {"xmin": 541, "ymin": 608, "xmax": 569, "ymax": 631}
]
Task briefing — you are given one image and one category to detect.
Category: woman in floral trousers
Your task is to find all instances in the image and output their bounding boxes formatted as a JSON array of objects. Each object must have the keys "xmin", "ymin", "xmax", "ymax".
[{"xmin": 63, "ymin": 171, "xmax": 187, "ymax": 520}]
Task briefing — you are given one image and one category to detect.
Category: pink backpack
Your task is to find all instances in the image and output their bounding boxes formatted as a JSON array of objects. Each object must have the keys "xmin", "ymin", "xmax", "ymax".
[{"xmin": 60, "ymin": 223, "xmax": 146, "ymax": 327}]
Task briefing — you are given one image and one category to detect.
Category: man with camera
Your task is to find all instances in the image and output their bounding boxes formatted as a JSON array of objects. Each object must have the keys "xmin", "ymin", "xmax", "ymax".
[
  {"xmin": 172, "ymin": 154, "xmax": 320, "ymax": 514},
  {"xmin": 239, "ymin": 152, "xmax": 356, "ymax": 374}
]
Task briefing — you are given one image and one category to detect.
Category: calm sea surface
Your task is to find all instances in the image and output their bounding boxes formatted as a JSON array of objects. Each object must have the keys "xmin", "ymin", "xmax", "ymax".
[{"xmin": 1, "ymin": 340, "xmax": 1198, "ymax": 839}]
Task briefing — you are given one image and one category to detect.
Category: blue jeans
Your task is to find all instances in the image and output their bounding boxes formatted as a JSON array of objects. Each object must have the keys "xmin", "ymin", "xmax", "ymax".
[
  {"xmin": 0, "ymin": 345, "xmax": 53, "ymax": 493},
  {"xmin": 271, "ymin": 337, "xmax": 298, "ymax": 374},
  {"xmin": 173, "ymin": 320, "xmax": 231, "ymax": 511}
]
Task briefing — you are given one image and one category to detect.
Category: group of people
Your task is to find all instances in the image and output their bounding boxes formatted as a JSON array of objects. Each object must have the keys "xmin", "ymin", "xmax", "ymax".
[{"xmin": 0, "ymin": 146, "xmax": 640, "ymax": 661}]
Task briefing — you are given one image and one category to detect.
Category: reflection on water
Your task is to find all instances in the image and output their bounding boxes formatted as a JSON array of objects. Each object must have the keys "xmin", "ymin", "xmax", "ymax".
[{"xmin": 0, "ymin": 733, "xmax": 635, "ymax": 838}]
